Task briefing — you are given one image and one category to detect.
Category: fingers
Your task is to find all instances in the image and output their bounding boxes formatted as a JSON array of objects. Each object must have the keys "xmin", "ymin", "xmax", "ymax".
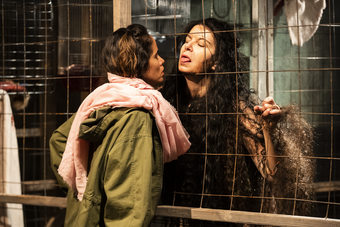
[
  {"xmin": 261, "ymin": 108, "xmax": 271, "ymax": 117},
  {"xmin": 254, "ymin": 105, "xmax": 281, "ymax": 119},
  {"xmin": 254, "ymin": 105, "xmax": 267, "ymax": 115},
  {"xmin": 262, "ymin": 96, "xmax": 275, "ymax": 106},
  {"xmin": 261, "ymin": 107, "xmax": 280, "ymax": 116},
  {"xmin": 254, "ymin": 103, "xmax": 279, "ymax": 112},
  {"xmin": 262, "ymin": 97, "xmax": 280, "ymax": 110},
  {"xmin": 254, "ymin": 105, "xmax": 269, "ymax": 114},
  {"xmin": 270, "ymin": 109, "xmax": 281, "ymax": 114},
  {"xmin": 254, "ymin": 97, "xmax": 281, "ymax": 119},
  {"xmin": 263, "ymin": 103, "xmax": 275, "ymax": 109},
  {"xmin": 255, "ymin": 107, "xmax": 281, "ymax": 120},
  {"xmin": 254, "ymin": 105, "xmax": 263, "ymax": 115}
]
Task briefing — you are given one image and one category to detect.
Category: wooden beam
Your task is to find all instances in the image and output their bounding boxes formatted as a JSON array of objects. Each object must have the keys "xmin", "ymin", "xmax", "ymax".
[
  {"xmin": 22, "ymin": 180, "xmax": 57, "ymax": 192},
  {"xmin": 315, "ymin": 181, "xmax": 340, "ymax": 193},
  {"xmin": 113, "ymin": 0, "xmax": 131, "ymax": 31},
  {"xmin": 0, "ymin": 194, "xmax": 67, "ymax": 208},
  {"xmin": 0, "ymin": 194, "xmax": 338, "ymax": 226},
  {"xmin": 155, "ymin": 206, "xmax": 340, "ymax": 227}
]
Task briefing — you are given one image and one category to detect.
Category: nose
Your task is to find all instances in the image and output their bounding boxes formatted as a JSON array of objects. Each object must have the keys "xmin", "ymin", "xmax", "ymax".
[
  {"xmin": 183, "ymin": 40, "xmax": 193, "ymax": 51},
  {"xmin": 159, "ymin": 56, "xmax": 165, "ymax": 65}
]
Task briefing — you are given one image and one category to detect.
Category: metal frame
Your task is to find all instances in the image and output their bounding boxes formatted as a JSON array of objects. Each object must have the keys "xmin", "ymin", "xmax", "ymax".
[{"xmin": 252, "ymin": 0, "xmax": 274, "ymax": 100}]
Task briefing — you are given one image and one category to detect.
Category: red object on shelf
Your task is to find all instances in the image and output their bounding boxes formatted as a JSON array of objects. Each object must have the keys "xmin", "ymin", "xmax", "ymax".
[{"xmin": 0, "ymin": 81, "xmax": 26, "ymax": 92}]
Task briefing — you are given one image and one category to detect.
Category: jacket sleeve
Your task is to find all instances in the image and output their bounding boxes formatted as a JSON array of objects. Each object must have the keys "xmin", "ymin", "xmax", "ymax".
[
  {"xmin": 102, "ymin": 110, "xmax": 163, "ymax": 227},
  {"xmin": 49, "ymin": 114, "xmax": 76, "ymax": 194}
]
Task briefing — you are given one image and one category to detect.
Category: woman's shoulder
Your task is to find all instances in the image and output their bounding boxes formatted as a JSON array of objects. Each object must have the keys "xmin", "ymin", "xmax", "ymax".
[{"xmin": 79, "ymin": 107, "xmax": 155, "ymax": 142}]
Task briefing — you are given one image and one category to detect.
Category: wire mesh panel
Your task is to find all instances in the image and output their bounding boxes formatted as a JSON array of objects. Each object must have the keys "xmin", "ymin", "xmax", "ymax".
[
  {"xmin": 0, "ymin": 0, "xmax": 112, "ymax": 226},
  {"xmin": 132, "ymin": 0, "xmax": 340, "ymax": 226},
  {"xmin": 0, "ymin": 0, "xmax": 339, "ymax": 226}
]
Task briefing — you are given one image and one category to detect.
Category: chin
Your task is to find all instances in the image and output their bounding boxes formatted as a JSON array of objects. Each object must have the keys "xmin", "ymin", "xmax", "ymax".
[
  {"xmin": 179, "ymin": 66, "xmax": 200, "ymax": 75},
  {"xmin": 178, "ymin": 65, "xmax": 188, "ymax": 72},
  {"xmin": 152, "ymin": 79, "xmax": 165, "ymax": 90},
  {"xmin": 178, "ymin": 67, "xmax": 191, "ymax": 74}
]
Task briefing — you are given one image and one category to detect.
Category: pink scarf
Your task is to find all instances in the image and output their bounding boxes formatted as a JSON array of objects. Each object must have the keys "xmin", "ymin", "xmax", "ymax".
[{"xmin": 58, "ymin": 73, "xmax": 191, "ymax": 201}]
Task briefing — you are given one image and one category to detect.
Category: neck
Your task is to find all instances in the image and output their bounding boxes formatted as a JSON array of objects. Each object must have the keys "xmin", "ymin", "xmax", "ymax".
[{"xmin": 184, "ymin": 74, "xmax": 210, "ymax": 98}]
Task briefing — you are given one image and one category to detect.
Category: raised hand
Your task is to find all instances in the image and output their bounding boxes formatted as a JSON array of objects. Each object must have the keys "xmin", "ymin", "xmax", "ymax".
[{"xmin": 254, "ymin": 96, "xmax": 281, "ymax": 118}]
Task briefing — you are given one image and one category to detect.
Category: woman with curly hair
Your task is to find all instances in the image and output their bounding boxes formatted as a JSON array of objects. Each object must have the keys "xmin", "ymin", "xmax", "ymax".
[{"xmin": 160, "ymin": 18, "xmax": 315, "ymax": 226}]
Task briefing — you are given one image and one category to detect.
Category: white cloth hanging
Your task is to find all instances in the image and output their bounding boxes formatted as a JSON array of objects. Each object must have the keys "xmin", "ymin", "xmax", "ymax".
[
  {"xmin": 0, "ymin": 89, "xmax": 24, "ymax": 227},
  {"xmin": 284, "ymin": 0, "xmax": 326, "ymax": 46}
]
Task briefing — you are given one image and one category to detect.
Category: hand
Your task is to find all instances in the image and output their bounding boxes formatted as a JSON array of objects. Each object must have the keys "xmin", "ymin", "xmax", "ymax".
[{"xmin": 254, "ymin": 96, "xmax": 281, "ymax": 119}]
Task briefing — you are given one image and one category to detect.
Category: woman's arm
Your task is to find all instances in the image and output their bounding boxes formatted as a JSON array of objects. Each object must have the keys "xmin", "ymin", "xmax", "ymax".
[
  {"xmin": 241, "ymin": 97, "xmax": 281, "ymax": 181},
  {"xmin": 255, "ymin": 97, "xmax": 281, "ymax": 175},
  {"xmin": 49, "ymin": 114, "xmax": 77, "ymax": 193},
  {"xmin": 241, "ymin": 100, "xmax": 316, "ymax": 215}
]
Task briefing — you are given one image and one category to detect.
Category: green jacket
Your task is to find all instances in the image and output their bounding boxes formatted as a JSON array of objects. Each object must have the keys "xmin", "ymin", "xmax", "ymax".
[{"xmin": 50, "ymin": 107, "xmax": 163, "ymax": 227}]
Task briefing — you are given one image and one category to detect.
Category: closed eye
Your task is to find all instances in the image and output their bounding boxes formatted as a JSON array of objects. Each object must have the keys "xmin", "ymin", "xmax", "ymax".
[
  {"xmin": 198, "ymin": 38, "xmax": 211, "ymax": 47},
  {"xmin": 198, "ymin": 42, "xmax": 205, "ymax": 47}
]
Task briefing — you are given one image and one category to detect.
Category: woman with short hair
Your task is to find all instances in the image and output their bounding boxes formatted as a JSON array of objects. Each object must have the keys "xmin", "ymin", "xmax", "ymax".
[{"xmin": 50, "ymin": 24, "xmax": 190, "ymax": 227}]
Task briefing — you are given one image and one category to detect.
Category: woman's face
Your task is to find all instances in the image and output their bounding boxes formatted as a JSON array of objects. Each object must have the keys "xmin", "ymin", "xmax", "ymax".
[
  {"xmin": 178, "ymin": 25, "xmax": 216, "ymax": 75},
  {"xmin": 142, "ymin": 37, "xmax": 165, "ymax": 88}
]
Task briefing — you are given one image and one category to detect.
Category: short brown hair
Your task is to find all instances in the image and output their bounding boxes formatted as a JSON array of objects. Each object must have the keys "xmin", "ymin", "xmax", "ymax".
[{"xmin": 101, "ymin": 24, "xmax": 153, "ymax": 78}]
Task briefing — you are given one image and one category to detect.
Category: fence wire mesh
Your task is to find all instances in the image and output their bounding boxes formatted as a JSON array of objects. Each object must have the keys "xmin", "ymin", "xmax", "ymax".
[{"xmin": 0, "ymin": 0, "xmax": 339, "ymax": 226}]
